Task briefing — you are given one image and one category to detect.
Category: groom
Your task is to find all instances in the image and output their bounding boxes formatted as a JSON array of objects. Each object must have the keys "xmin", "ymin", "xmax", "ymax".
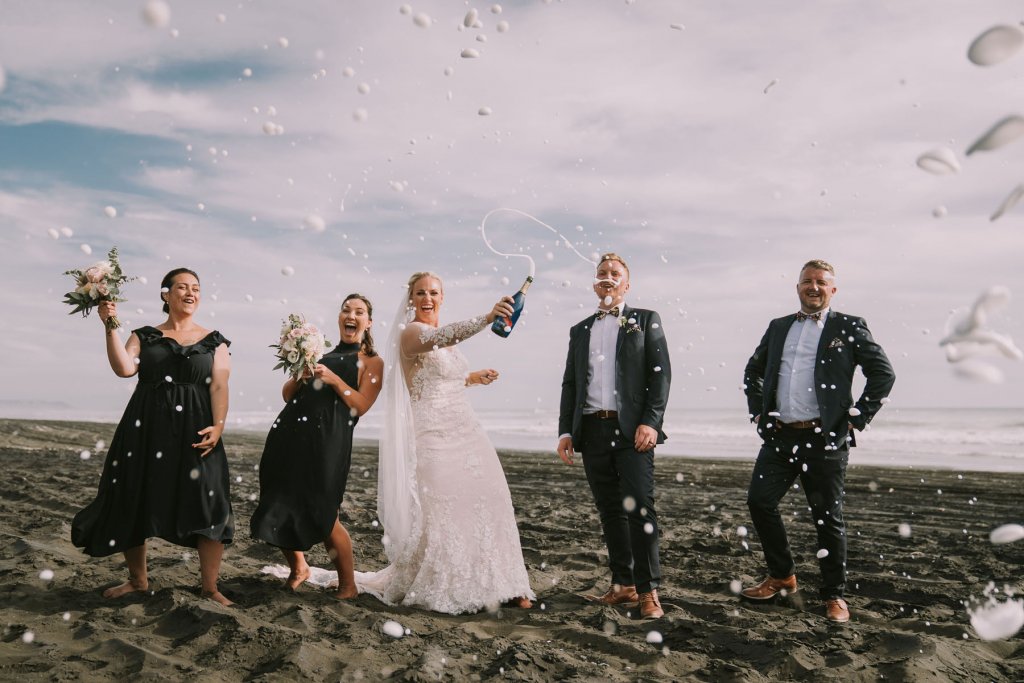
[
  {"xmin": 741, "ymin": 259, "xmax": 895, "ymax": 623},
  {"xmin": 557, "ymin": 253, "xmax": 672, "ymax": 619}
]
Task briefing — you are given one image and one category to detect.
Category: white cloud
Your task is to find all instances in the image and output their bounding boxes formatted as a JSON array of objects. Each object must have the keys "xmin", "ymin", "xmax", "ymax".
[{"xmin": 0, "ymin": 0, "xmax": 1022, "ymax": 422}]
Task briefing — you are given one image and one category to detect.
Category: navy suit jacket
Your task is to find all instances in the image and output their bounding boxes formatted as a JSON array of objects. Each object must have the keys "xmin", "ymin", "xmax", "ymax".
[
  {"xmin": 559, "ymin": 305, "xmax": 672, "ymax": 449},
  {"xmin": 743, "ymin": 310, "xmax": 895, "ymax": 451}
]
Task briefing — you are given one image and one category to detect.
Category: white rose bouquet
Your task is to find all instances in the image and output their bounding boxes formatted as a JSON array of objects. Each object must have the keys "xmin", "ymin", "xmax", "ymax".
[
  {"xmin": 62, "ymin": 246, "xmax": 136, "ymax": 330},
  {"xmin": 271, "ymin": 314, "xmax": 333, "ymax": 381}
]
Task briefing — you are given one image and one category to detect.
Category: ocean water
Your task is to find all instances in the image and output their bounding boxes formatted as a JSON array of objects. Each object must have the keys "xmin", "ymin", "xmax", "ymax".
[{"xmin": 5, "ymin": 404, "xmax": 1021, "ymax": 473}]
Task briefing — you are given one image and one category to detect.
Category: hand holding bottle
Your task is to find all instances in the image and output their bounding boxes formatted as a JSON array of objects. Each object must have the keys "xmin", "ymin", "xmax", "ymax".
[
  {"xmin": 486, "ymin": 296, "xmax": 516, "ymax": 324},
  {"xmin": 491, "ymin": 276, "xmax": 534, "ymax": 337}
]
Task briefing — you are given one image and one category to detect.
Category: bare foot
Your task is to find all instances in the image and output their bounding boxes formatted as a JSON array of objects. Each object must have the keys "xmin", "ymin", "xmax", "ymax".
[
  {"xmin": 332, "ymin": 585, "xmax": 359, "ymax": 600},
  {"xmin": 202, "ymin": 590, "xmax": 234, "ymax": 607},
  {"xmin": 504, "ymin": 596, "xmax": 533, "ymax": 609},
  {"xmin": 285, "ymin": 566, "xmax": 310, "ymax": 591},
  {"xmin": 102, "ymin": 578, "xmax": 148, "ymax": 599}
]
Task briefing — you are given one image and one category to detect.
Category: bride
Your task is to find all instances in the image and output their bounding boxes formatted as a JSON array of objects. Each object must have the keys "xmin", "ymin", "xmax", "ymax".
[
  {"xmin": 277, "ymin": 271, "xmax": 535, "ymax": 613},
  {"xmin": 356, "ymin": 271, "xmax": 535, "ymax": 613}
]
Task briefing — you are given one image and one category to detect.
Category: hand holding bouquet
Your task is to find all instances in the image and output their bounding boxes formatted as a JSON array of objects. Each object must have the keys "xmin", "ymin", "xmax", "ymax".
[
  {"xmin": 62, "ymin": 246, "xmax": 136, "ymax": 330},
  {"xmin": 271, "ymin": 314, "xmax": 333, "ymax": 381}
]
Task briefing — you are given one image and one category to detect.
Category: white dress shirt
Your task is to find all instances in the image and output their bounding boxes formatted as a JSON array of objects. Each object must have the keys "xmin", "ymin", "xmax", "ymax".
[
  {"xmin": 585, "ymin": 306, "xmax": 622, "ymax": 413},
  {"xmin": 776, "ymin": 308, "xmax": 828, "ymax": 423}
]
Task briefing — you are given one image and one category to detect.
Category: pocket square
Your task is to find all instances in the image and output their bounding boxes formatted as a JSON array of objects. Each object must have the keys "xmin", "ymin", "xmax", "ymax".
[{"xmin": 828, "ymin": 337, "xmax": 844, "ymax": 349}]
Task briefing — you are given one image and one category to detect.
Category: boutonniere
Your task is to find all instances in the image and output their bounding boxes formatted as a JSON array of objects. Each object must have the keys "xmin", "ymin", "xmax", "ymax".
[
  {"xmin": 618, "ymin": 316, "xmax": 642, "ymax": 334},
  {"xmin": 827, "ymin": 337, "xmax": 844, "ymax": 349}
]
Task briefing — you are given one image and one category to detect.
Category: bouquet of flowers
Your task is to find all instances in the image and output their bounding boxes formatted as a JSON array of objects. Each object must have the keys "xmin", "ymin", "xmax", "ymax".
[
  {"xmin": 62, "ymin": 246, "xmax": 136, "ymax": 330},
  {"xmin": 271, "ymin": 314, "xmax": 333, "ymax": 381}
]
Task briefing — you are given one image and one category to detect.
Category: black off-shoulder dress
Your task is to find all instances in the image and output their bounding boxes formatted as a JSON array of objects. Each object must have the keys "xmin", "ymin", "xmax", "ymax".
[{"xmin": 71, "ymin": 326, "xmax": 234, "ymax": 556}]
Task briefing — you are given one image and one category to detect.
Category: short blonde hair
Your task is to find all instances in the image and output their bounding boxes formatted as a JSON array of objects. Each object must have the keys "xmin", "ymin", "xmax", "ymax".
[
  {"xmin": 800, "ymin": 259, "xmax": 835, "ymax": 277},
  {"xmin": 597, "ymin": 252, "xmax": 629, "ymax": 277}
]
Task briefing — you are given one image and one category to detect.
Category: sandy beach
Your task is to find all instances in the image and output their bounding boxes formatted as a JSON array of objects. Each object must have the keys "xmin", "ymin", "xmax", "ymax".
[{"xmin": 0, "ymin": 418, "xmax": 1021, "ymax": 681}]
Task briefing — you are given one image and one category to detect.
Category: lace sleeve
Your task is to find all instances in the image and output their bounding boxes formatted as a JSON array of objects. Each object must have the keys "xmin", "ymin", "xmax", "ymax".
[{"xmin": 402, "ymin": 317, "xmax": 488, "ymax": 355}]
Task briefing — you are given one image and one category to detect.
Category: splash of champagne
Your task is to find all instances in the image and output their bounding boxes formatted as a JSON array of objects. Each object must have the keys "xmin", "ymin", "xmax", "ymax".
[{"xmin": 479, "ymin": 208, "xmax": 597, "ymax": 277}]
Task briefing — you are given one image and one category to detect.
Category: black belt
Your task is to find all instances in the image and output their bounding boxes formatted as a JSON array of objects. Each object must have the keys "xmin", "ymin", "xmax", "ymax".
[
  {"xmin": 585, "ymin": 410, "xmax": 618, "ymax": 419},
  {"xmin": 777, "ymin": 418, "xmax": 821, "ymax": 430}
]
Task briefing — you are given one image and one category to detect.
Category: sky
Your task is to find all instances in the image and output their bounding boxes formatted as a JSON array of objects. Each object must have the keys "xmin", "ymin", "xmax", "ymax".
[{"xmin": 2, "ymin": 0, "xmax": 1023, "ymax": 432}]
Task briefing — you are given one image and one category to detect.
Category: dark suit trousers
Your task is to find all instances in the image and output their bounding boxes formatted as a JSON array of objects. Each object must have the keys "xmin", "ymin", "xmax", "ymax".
[
  {"xmin": 580, "ymin": 414, "xmax": 661, "ymax": 593},
  {"xmin": 746, "ymin": 425, "xmax": 848, "ymax": 599}
]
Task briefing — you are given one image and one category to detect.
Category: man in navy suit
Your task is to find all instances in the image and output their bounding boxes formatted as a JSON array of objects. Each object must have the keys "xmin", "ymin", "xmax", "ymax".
[
  {"xmin": 741, "ymin": 259, "xmax": 895, "ymax": 623},
  {"xmin": 557, "ymin": 253, "xmax": 672, "ymax": 619}
]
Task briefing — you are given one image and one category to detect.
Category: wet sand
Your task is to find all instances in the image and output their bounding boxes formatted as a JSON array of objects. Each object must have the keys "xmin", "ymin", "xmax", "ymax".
[{"xmin": 0, "ymin": 418, "xmax": 1021, "ymax": 681}]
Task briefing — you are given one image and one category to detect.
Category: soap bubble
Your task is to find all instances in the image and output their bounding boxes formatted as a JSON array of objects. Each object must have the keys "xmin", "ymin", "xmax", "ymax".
[
  {"xmin": 142, "ymin": 0, "xmax": 171, "ymax": 27},
  {"xmin": 304, "ymin": 214, "xmax": 326, "ymax": 232},
  {"xmin": 990, "ymin": 523, "xmax": 1024, "ymax": 544},
  {"xmin": 969, "ymin": 598, "xmax": 1024, "ymax": 640},
  {"xmin": 381, "ymin": 620, "xmax": 405, "ymax": 638}
]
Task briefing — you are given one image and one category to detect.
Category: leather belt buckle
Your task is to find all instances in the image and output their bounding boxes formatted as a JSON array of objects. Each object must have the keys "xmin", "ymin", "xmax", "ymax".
[{"xmin": 593, "ymin": 410, "xmax": 618, "ymax": 419}]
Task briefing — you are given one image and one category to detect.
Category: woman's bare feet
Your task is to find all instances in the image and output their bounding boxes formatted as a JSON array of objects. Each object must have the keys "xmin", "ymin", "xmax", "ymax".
[
  {"xmin": 202, "ymin": 590, "xmax": 234, "ymax": 607},
  {"xmin": 332, "ymin": 585, "xmax": 359, "ymax": 600},
  {"xmin": 102, "ymin": 577, "xmax": 148, "ymax": 598},
  {"xmin": 504, "ymin": 596, "xmax": 533, "ymax": 609},
  {"xmin": 285, "ymin": 565, "xmax": 310, "ymax": 591}
]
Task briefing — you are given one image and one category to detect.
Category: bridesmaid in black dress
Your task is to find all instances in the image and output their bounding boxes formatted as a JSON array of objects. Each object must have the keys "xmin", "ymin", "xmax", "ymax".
[
  {"xmin": 251, "ymin": 293, "xmax": 384, "ymax": 599},
  {"xmin": 72, "ymin": 268, "xmax": 234, "ymax": 606}
]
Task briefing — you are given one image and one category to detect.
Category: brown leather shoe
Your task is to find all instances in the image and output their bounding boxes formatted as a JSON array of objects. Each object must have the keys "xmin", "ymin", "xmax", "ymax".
[
  {"xmin": 638, "ymin": 590, "xmax": 664, "ymax": 619},
  {"xmin": 825, "ymin": 598, "xmax": 850, "ymax": 623},
  {"xmin": 585, "ymin": 584, "xmax": 639, "ymax": 606},
  {"xmin": 740, "ymin": 575, "xmax": 798, "ymax": 601}
]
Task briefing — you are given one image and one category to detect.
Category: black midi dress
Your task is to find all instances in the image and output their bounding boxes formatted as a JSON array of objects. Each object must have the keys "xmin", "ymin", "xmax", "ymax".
[
  {"xmin": 250, "ymin": 342, "xmax": 361, "ymax": 551},
  {"xmin": 72, "ymin": 326, "xmax": 234, "ymax": 556}
]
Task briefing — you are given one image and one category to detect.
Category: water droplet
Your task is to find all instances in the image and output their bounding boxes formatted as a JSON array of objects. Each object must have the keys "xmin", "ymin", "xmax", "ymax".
[
  {"xmin": 916, "ymin": 147, "xmax": 960, "ymax": 174},
  {"xmin": 967, "ymin": 115, "xmax": 1024, "ymax": 155},
  {"xmin": 990, "ymin": 184, "xmax": 1024, "ymax": 221},
  {"xmin": 968, "ymin": 25, "xmax": 1024, "ymax": 66}
]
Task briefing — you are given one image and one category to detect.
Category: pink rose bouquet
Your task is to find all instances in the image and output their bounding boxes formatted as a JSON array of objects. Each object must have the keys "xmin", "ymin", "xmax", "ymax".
[
  {"xmin": 270, "ymin": 314, "xmax": 333, "ymax": 381},
  {"xmin": 62, "ymin": 246, "xmax": 136, "ymax": 330}
]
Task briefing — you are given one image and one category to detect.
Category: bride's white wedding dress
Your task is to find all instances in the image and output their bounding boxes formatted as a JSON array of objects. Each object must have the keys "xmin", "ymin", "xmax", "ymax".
[
  {"xmin": 264, "ymin": 314, "xmax": 534, "ymax": 614},
  {"xmin": 355, "ymin": 317, "xmax": 534, "ymax": 613}
]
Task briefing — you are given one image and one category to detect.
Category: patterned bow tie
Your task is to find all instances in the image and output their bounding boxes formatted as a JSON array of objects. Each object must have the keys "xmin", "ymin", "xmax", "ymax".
[
  {"xmin": 795, "ymin": 311, "xmax": 823, "ymax": 322},
  {"xmin": 595, "ymin": 307, "xmax": 620, "ymax": 320}
]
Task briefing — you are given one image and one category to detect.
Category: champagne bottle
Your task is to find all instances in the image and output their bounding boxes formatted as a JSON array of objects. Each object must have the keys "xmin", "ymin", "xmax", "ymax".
[{"xmin": 491, "ymin": 276, "xmax": 533, "ymax": 337}]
